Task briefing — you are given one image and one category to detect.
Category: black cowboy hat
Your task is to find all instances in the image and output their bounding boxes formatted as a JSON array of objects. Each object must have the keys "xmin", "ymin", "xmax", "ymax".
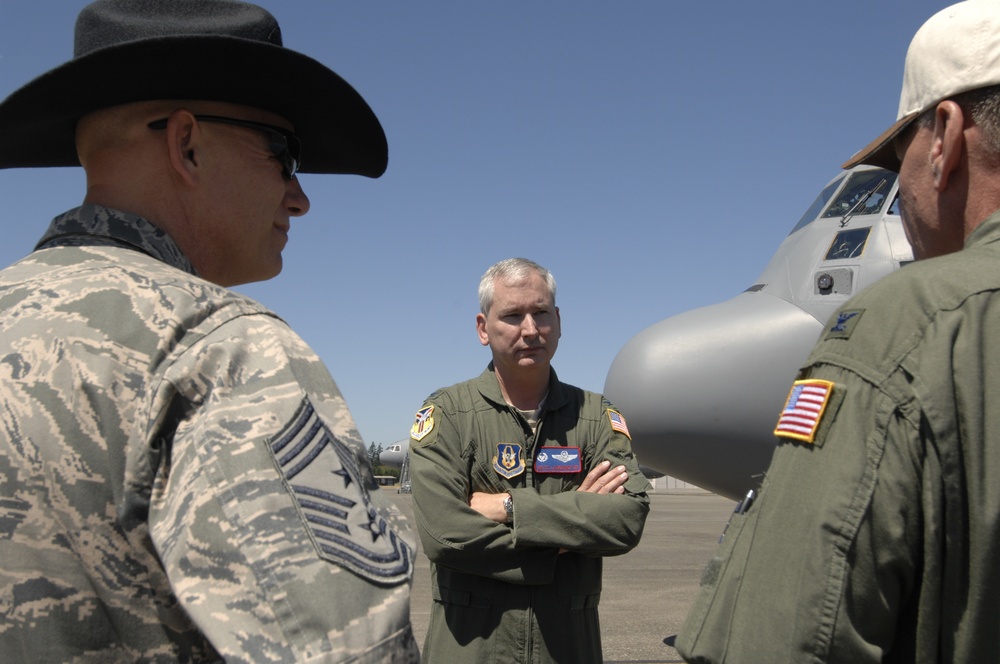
[{"xmin": 0, "ymin": 0, "xmax": 387, "ymax": 177}]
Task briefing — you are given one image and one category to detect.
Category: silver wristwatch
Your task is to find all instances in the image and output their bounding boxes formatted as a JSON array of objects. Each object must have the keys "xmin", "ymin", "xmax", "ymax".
[{"xmin": 503, "ymin": 493, "xmax": 514, "ymax": 524}]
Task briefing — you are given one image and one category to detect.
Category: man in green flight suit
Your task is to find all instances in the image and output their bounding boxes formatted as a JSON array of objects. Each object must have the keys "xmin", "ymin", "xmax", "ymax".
[
  {"xmin": 409, "ymin": 257, "xmax": 651, "ymax": 663},
  {"xmin": 678, "ymin": 2, "xmax": 1000, "ymax": 662}
]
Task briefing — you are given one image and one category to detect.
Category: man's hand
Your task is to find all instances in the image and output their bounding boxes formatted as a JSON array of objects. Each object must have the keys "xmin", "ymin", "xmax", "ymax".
[
  {"xmin": 470, "ymin": 491, "xmax": 509, "ymax": 523},
  {"xmin": 468, "ymin": 459, "xmax": 627, "ymax": 526},
  {"xmin": 577, "ymin": 459, "xmax": 628, "ymax": 495}
]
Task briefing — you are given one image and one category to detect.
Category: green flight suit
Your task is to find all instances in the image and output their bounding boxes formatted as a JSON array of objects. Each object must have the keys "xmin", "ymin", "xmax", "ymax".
[
  {"xmin": 677, "ymin": 210, "xmax": 1000, "ymax": 663},
  {"xmin": 410, "ymin": 364, "xmax": 650, "ymax": 663}
]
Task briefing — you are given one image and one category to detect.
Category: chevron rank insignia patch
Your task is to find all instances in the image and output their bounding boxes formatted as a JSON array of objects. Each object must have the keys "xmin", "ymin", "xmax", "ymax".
[{"xmin": 271, "ymin": 397, "xmax": 413, "ymax": 584}]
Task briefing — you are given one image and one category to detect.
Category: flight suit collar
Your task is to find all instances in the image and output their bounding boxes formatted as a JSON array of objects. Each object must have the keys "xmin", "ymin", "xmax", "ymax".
[
  {"xmin": 477, "ymin": 362, "xmax": 569, "ymax": 413},
  {"xmin": 965, "ymin": 207, "xmax": 1000, "ymax": 250}
]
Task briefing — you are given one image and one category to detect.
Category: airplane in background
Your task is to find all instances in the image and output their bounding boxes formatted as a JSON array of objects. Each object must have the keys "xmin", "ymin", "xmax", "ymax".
[
  {"xmin": 380, "ymin": 440, "xmax": 410, "ymax": 469},
  {"xmin": 605, "ymin": 165, "xmax": 913, "ymax": 501}
]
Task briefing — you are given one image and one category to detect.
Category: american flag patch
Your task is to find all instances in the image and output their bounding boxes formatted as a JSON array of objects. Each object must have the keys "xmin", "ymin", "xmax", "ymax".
[
  {"xmin": 271, "ymin": 398, "xmax": 413, "ymax": 583},
  {"xmin": 774, "ymin": 379, "xmax": 834, "ymax": 443},
  {"xmin": 607, "ymin": 409, "xmax": 631, "ymax": 439}
]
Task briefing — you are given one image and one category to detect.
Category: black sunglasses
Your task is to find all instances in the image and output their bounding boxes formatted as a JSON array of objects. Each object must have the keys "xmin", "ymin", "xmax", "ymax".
[{"xmin": 147, "ymin": 114, "xmax": 302, "ymax": 180}]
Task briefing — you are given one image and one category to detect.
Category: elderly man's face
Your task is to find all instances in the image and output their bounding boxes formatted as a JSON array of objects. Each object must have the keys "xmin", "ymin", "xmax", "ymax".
[{"xmin": 193, "ymin": 106, "xmax": 310, "ymax": 286}]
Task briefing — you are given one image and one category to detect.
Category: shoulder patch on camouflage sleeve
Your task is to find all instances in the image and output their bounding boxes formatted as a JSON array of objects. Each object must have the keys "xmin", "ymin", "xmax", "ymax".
[{"xmin": 270, "ymin": 397, "xmax": 413, "ymax": 584}]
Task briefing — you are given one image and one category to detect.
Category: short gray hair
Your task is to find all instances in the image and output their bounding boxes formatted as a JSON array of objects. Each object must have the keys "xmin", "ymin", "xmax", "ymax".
[
  {"xmin": 915, "ymin": 84, "xmax": 1000, "ymax": 161},
  {"xmin": 478, "ymin": 258, "xmax": 557, "ymax": 315}
]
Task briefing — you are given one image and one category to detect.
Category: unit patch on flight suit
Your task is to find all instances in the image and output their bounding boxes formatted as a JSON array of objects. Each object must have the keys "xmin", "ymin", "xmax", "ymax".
[
  {"xmin": 410, "ymin": 405, "xmax": 435, "ymax": 442},
  {"xmin": 534, "ymin": 446, "xmax": 582, "ymax": 473},
  {"xmin": 493, "ymin": 443, "xmax": 525, "ymax": 479},
  {"xmin": 773, "ymin": 379, "xmax": 835, "ymax": 444}
]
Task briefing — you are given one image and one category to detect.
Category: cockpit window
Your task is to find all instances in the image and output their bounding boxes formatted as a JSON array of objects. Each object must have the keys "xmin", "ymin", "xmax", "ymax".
[
  {"xmin": 789, "ymin": 169, "xmax": 898, "ymax": 235},
  {"xmin": 821, "ymin": 169, "xmax": 896, "ymax": 219},
  {"xmin": 791, "ymin": 175, "xmax": 843, "ymax": 234},
  {"xmin": 824, "ymin": 227, "xmax": 871, "ymax": 260}
]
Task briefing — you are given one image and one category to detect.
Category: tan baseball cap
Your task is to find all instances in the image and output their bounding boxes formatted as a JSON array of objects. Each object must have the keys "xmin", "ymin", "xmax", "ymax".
[{"xmin": 843, "ymin": 0, "xmax": 1000, "ymax": 172}]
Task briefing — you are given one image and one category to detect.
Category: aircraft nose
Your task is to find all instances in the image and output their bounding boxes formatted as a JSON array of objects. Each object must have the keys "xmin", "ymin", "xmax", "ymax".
[{"xmin": 604, "ymin": 291, "xmax": 824, "ymax": 500}]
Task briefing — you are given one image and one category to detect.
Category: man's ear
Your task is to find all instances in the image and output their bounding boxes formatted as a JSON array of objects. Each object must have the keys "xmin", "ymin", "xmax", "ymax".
[
  {"xmin": 476, "ymin": 313, "xmax": 490, "ymax": 347},
  {"xmin": 930, "ymin": 100, "xmax": 965, "ymax": 191},
  {"xmin": 163, "ymin": 110, "xmax": 201, "ymax": 185}
]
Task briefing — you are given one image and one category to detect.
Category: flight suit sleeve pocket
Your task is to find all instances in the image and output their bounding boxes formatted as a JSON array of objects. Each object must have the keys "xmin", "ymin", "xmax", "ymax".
[
  {"xmin": 808, "ymin": 384, "xmax": 844, "ymax": 448},
  {"xmin": 674, "ymin": 510, "xmax": 753, "ymax": 661}
]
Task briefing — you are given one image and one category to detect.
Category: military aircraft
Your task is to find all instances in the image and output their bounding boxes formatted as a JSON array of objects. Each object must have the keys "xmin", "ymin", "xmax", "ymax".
[
  {"xmin": 380, "ymin": 440, "xmax": 410, "ymax": 469},
  {"xmin": 604, "ymin": 165, "xmax": 913, "ymax": 501}
]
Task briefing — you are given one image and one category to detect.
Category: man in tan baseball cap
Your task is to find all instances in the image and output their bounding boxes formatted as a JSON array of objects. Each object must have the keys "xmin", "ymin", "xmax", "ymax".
[
  {"xmin": 843, "ymin": 0, "xmax": 1000, "ymax": 173},
  {"xmin": 677, "ymin": 2, "xmax": 1000, "ymax": 661}
]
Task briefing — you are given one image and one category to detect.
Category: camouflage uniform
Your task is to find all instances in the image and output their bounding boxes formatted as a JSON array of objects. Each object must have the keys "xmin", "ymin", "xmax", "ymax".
[
  {"xmin": 0, "ymin": 205, "xmax": 419, "ymax": 663},
  {"xmin": 409, "ymin": 364, "xmax": 650, "ymax": 663},
  {"xmin": 677, "ymin": 211, "xmax": 1000, "ymax": 663}
]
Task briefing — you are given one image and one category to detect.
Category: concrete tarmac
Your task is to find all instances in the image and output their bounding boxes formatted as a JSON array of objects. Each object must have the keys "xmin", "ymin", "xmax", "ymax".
[{"xmin": 388, "ymin": 490, "xmax": 736, "ymax": 664}]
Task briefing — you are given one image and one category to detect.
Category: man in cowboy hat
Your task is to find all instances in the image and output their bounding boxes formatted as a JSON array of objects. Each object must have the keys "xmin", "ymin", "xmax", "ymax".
[
  {"xmin": 677, "ymin": 2, "xmax": 1000, "ymax": 662},
  {"xmin": 0, "ymin": 1, "xmax": 418, "ymax": 661}
]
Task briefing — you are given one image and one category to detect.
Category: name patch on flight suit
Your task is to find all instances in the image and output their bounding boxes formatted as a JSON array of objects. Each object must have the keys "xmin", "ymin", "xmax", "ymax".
[
  {"xmin": 534, "ymin": 446, "xmax": 582, "ymax": 473},
  {"xmin": 773, "ymin": 379, "xmax": 835, "ymax": 444},
  {"xmin": 410, "ymin": 405, "xmax": 435, "ymax": 442},
  {"xmin": 493, "ymin": 443, "xmax": 525, "ymax": 479}
]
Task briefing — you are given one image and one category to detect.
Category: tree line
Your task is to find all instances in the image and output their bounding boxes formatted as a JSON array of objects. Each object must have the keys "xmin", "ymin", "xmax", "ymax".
[{"xmin": 367, "ymin": 442, "xmax": 402, "ymax": 480}]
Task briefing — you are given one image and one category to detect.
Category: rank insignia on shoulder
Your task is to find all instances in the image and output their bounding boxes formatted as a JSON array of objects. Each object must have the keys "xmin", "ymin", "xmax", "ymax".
[
  {"xmin": 774, "ymin": 379, "xmax": 834, "ymax": 444},
  {"xmin": 270, "ymin": 397, "xmax": 413, "ymax": 584},
  {"xmin": 493, "ymin": 443, "xmax": 525, "ymax": 479},
  {"xmin": 607, "ymin": 409, "xmax": 631, "ymax": 439},
  {"xmin": 534, "ymin": 446, "xmax": 582, "ymax": 473},
  {"xmin": 410, "ymin": 405, "xmax": 435, "ymax": 441},
  {"xmin": 825, "ymin": 309, "xmax": 864, "ymax": 340}
]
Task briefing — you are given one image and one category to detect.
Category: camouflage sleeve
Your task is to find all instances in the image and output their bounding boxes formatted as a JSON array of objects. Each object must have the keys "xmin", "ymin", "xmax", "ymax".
[{"xmin": 137, "ymin": 312, "xmax": 419, "ymax": 663}]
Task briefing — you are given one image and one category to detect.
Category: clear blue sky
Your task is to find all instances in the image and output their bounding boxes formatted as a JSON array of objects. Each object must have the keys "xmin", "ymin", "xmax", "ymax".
[{"xmin": 0, "ymin": 1, "xmax": 947, "ymax": 448}]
